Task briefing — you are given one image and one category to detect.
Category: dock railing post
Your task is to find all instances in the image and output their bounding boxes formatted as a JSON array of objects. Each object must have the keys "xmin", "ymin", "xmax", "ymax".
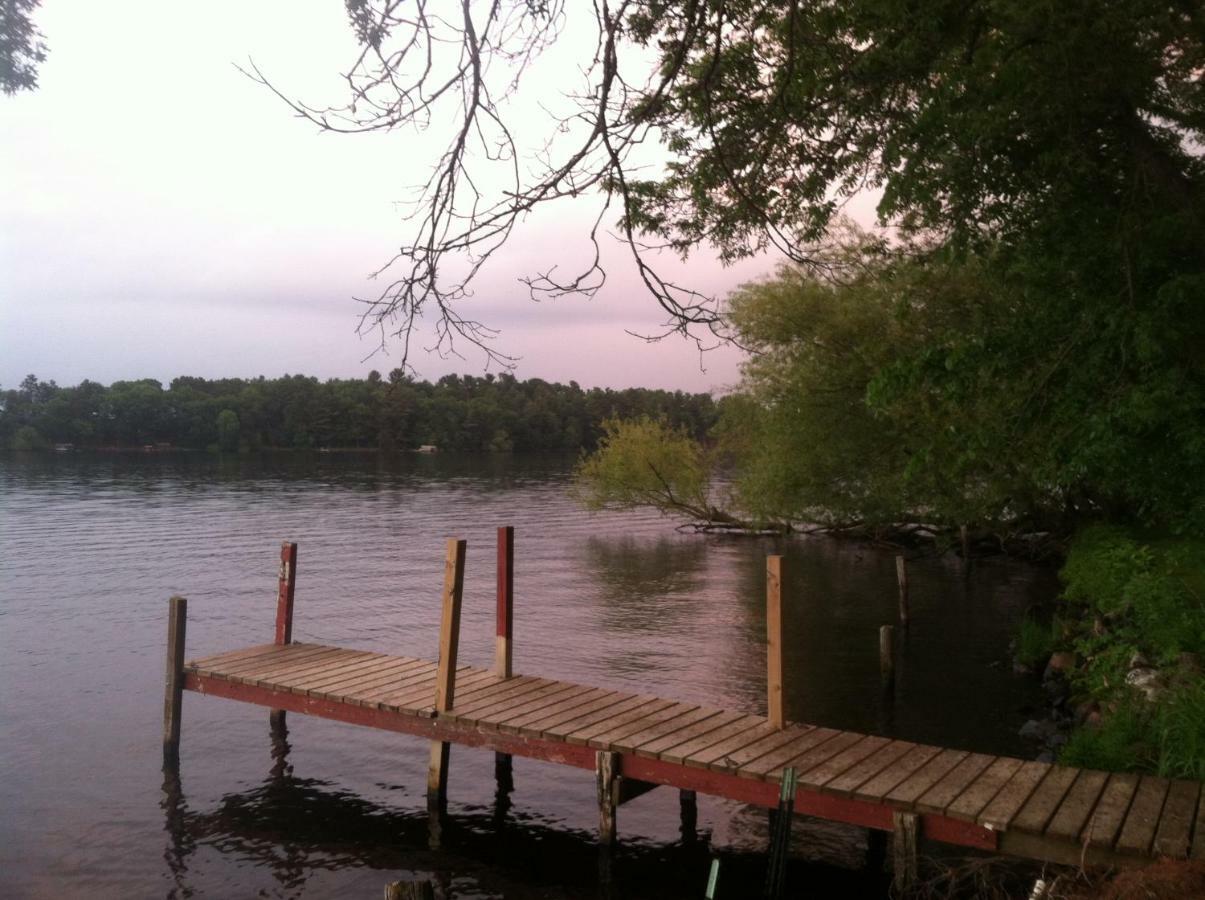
[
  {"xmin": 895, "ymin": 554, "xmax": 909, "ymax": 627},
  {"xmin": 880, "ymin": 624, "xmax": 896, "ymax": 691},
  {"xmin": 766, "ymin": 555, "xmax": 785, "ymax": 729},
  {"xmin": 427, "ymin": 538, "xmax": 467, "ymax": 827},
  {"xmin": 495, "ymin": 526, "xmax": 515, "ymax": 790},
  {"xmin": 270, "ymin": 541, "xmax": 298, "ymax": 730},
  {"xmin": 163, "ymin": 595, "xmax": 187, "ymax": 764}
]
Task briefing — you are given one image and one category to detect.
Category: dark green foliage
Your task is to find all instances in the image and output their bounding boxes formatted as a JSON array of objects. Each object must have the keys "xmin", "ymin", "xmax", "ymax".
[
  {"xmin": 1056, "ymin": 526, "xmax": 1205, "ymax": 778},
  {"xmin": 0, "ymin": 372, "xmax": 716, "ymax": 453}
]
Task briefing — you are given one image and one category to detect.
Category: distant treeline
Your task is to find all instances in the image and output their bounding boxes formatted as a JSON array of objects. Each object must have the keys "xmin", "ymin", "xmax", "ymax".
[{"xmin": 0, "ymin": 372, "xmax": 716, "ymax": 453}]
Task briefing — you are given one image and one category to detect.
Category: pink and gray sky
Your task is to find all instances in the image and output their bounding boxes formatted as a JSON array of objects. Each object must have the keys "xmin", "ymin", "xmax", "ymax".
[{"xmin": 1, "ymin": 3, "xmax": 881, "ymax": 393}]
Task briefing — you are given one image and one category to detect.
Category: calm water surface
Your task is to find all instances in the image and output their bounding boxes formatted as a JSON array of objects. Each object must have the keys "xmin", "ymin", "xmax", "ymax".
[{"xmin": 0, "ymin": 453, "xmax": 1057, "ymax": 898}]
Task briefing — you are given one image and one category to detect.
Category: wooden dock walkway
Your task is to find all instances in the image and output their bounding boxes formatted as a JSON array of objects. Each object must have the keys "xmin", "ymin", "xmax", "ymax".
[{"xmin": 164, "ymin": 534, "xmax": 1205, "ymax": 889}]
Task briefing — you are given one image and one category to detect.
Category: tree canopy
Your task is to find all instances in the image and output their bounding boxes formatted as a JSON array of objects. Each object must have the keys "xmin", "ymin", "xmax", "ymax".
[
  {"xmin": 260, "ymin": 0, "xmax": 1204, "ymax": 371},
  {"xmin": 0, "ymin": 372, "xmax": 715, "ymax": 454}
]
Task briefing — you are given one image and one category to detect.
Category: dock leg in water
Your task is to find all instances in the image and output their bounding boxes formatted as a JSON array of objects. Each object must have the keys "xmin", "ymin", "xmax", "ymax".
[
  {"xmin": 163, "ymin": 595, "xmax": 187, "ymax": 764},
  {"xmin": 680, "ymin": 789, "xmax": 698, "ymax": 843},
  {"xmin": 596, "ymin": 751, "xmax": 619, "ymax": 846},
  {"xmin": 866, "ymin": 827, "xmax": 887, "ymax": 875},
  {"xmin": 892, "ymin": 810, "xmax": 919, "ymax": 893}
]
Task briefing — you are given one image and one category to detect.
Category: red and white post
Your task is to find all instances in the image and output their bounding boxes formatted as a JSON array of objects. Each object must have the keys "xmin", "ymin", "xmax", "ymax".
[
  {"xmin": 270, "ymin": 542, "xmax": 298, "ymax": 729},
  {"xmin": 495, "ymin": 526, "xmax": 515, "ymax": 788}
]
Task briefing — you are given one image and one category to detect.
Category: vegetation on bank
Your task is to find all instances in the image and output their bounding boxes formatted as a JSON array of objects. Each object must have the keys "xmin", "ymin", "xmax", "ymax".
[
  {"xmin": 1046, "ymin": 527, "xmax": 1205, "ymax": 781},
  {"xmin": 0, "ymin": 372, "xmax": 716, "ymax": 455}
]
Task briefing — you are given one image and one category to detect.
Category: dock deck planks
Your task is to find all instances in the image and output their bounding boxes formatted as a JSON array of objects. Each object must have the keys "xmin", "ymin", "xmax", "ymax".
[{"xmin": 183, "ymin": 642, "xmax": 1205, "ymax": 867}]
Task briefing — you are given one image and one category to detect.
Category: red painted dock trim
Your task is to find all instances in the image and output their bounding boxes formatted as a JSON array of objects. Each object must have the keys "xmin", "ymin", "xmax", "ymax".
[{"xmin": 183, "ymin": 670, "xmax": 997, "ymax": 851}]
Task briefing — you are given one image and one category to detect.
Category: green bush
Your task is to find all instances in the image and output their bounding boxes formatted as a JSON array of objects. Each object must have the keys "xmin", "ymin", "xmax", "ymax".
[{"xmin": 1015, "ymin": 616, "xmax": 1056, "ymax": 669}]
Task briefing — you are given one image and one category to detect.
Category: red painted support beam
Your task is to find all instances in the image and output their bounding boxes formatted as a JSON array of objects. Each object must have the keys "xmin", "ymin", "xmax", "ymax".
[
  {"xmin": 182, "ymin": 671, "xmax": 998, "ymax": 853},
  {"xmin": 275, "ymin": 542, "xmax": 299, "ymax": 645},
  {"xmin": 185, "ymin": 672, "xmax": 596, "ymax": 768}
]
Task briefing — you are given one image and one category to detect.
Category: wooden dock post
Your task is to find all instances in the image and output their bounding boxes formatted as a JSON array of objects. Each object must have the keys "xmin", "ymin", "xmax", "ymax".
[
  {"xmin": 596, "ymin": 750, "xmax": 619, "ymax": 846},
  {"xmin": 880, "ymin": 624, "xmax": 895, "ymax": 689},
  {"xmin": 766, "ymin": 555, "xmax": 784, "ymax": 729},
  {"xmin": 895, "ymin": 554, "xmax": 909, "ymax": 627},
  {"xmin": 427, "ymin": 538, "xmax": 467, "ymax": 818},
  {"xmin": 163, "ymin": 595, "xmax": 187, "ymax": 763},
  {"xmin": 495, "ymin": 526, "xmax": 515, "ymax": 790},
  {"xmin": 271, "ymin": 542, "xmax": 298, "ymax": 730},
  {"xmin": 680, "ymin": 789, "xmax": 698, "ymax": 843},
  {"xmin": 892, "ymin": 810, "xmax": 919, "ymax": 892}
]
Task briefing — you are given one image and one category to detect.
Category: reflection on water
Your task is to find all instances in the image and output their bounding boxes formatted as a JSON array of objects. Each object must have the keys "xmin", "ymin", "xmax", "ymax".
[{"xmin": 0, "ymin": 452, "xmax": 1056, "ymax": 897}]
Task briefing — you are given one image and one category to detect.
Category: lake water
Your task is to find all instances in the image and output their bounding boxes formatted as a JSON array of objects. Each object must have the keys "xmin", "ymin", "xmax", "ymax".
[{"xmin": 0, "ymin": 452, "xmax": 1057, "ymax": 898}]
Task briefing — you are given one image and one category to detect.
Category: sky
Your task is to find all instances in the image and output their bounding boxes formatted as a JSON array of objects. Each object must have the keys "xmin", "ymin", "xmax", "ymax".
[{"xmin": 0, "ymin": 2, "xmax": 818, "ymax": 394}]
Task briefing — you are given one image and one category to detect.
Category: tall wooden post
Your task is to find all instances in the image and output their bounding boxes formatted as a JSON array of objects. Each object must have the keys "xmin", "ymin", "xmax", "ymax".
[
  {"xmin": 895, "ymin": 555, "xmax": 909, "ymax": 627},
  {"xmin": 880, "ymin": 625, "xmax": 896, "ymax": 690},
  {"xmin": 271, "ymin": 542, "xmax": 298, "ymax": 730},
  {"xmin": 275, "ymin": 541, "xmax": 299, "ymax": 645},
  {"xmin": 428, "ymin": 538, "xmax": 467, "ymax": 819},
  {"xmin": 766, "ymin": 555, "xmax": 784, "ymax": 729},
  {"xmin": 496, "ymin": 526, "xmax": 513, "ymax": 677},
  {"xmin": 495, "ymin": 526, "xmax": 515, "ymax": 789},
  {"xmin": 163, "ymin": 596, "xmax": 188, "ymax": 763}
]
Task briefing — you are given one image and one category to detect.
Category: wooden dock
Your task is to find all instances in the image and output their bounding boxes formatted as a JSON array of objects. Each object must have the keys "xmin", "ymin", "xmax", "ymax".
[{"xmin": 164, "ymin": 533, "xmax": 1205, "ymax": 889}]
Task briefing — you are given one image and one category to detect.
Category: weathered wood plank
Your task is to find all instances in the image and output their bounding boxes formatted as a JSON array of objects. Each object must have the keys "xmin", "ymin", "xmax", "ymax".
[
  {"xmin": 855, "ymin": 744, "xmax": 942, "ymax": 803},
  {"xmin": 250, "ymin": 650, "xmax": 377, "ymax": 688},
  {"xmin": 915, "ymin": 753, "xmax": 996, "ymax": 816},
  {"xmin": 284, "ymin": 654, "xmax": 395, "ymax": 694},
  {"xmin": 186, "ymin": 642, "xmax": 288, "ymax": 671},
  {"xmin": 459, "ymin": 680, "xmax": 583, "ymax": 723},
  {"xmin": 1115, "ymin": 776, "xmax": 1170, "ymax": 856},
  {"xmin": 706, "ymin": 726, "xmax": 815, "ymax": 776},
  {"xmin": 348, "ymin": 662, "xmax": 439, "ymax": 705},
  {"xmin": 219, "ymin": 645, "xmax": 348, "ymax": 681},
  {"xmin": 578, "ymin": 699, "xmax": 684, "ymax": 749},
  {"xmin": 236, "ymin": 648, "xmax": 357, "ymax": 686},
  {"xmin": 798, "ymin": 735, "xmax": 891, "ymax": 789},
  {"xmin": 1084, "ymin": 773, "xmax": 1139, "ymax": 850},
  {"xmin": 635, "ymin": 711, "xmax": 747, "ymax": 759},
  {"xmin": 825, "ymin": 741, "xmax": 915, "ymax": 797},
  {"xmin": 947, "ymin": 757, "xmax": 1025, "ymax": 822},
  {"xmin": 313, "ymin": 658, "xmax": 428, "ymax": 698},
  {"xmin": 204, "ymin": 643, "xmax": 327, "ymax": 677},
  {"xmin": 746, "ymin": 728, "xmax": 843, "ymax": 780},
  {"xmin": 663, "ymin": 715, "xmax": 770, "ymax": 767},
  {"xmin": 1011, "ymin": 766, "xmax": 1081, "ymax": 834},
  {"xmin": 977, "ymin": 761, "xmax": 1050, "ymax": 831},
  {"xmin": 532, "ymin": 693, "xmax": 655, "ymax": 742},
  {"xmin": 449, "ymin": 676, "xmax": 553, "ymax": 716},
  {"xmin": 485, "ymin": 683, "xmax": 602, "ymax": 728},
  {"xmin": 564, "ymin": 696, "xmax": 691, "ymax": 746},
  {"xmin": 686, "ymin": 720, "xmax": 794, "ymax": 771},
  {"xmin": 500, "ymin": 687, "xmax": 620, "ymax": 733},
  {"xmin": 1045, "ymin": 769, "xmax": 1110, "ymax": 841},
  {"xmin": 774, "ymin": 731, "xmax": 866, "ymax": 785},
  {"xmin": 616, "ymin": 713, "xmax": 727, "ymax": 761},
  {"xmin": 519, "ymin": 690, "xmax": 645, "ymax": 738},
  {"xmin": 886, "ymin": 749, "xmax": 968, "ymax": 806},
  {"xmin": 1152, "ymin": 780, "xmax": 1199, "ymax": 858}
]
